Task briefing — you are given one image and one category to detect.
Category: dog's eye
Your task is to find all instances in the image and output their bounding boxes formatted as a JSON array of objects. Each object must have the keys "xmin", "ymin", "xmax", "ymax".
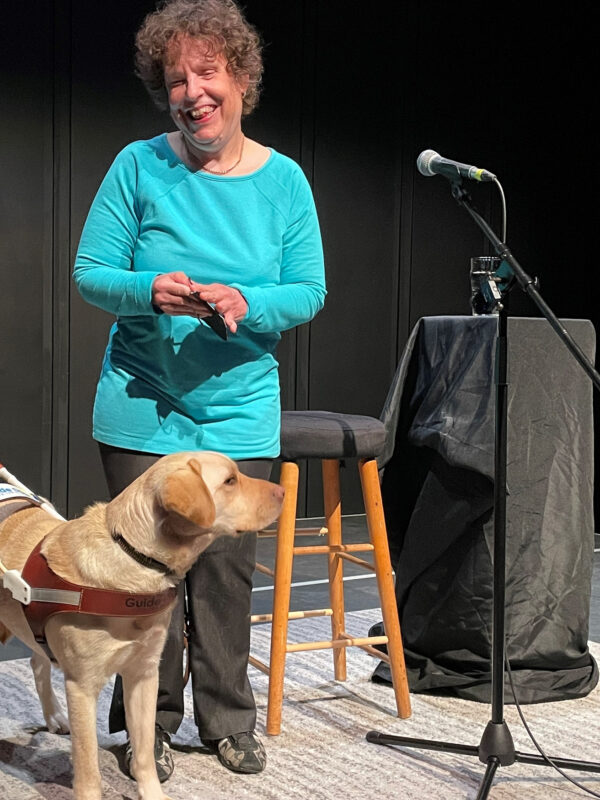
[{"xmin": 224, "ymin": 475, "xmax": 237, "ymax": 486}]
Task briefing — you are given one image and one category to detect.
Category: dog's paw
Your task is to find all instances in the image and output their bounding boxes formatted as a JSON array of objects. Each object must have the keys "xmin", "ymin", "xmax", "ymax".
[{"xmin": 46, "ymin": 711, "xmax": 70, "ymax": 734}]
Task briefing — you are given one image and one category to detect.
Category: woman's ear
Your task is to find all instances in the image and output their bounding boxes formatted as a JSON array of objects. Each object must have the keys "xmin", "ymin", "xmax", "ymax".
[
  {"xmin": 238, "ymin": 72, "xmax": 250, "ymax": 97},
  {"xmin": 160, "ymin": 459, "xmax": 216, "ymax": 528}
]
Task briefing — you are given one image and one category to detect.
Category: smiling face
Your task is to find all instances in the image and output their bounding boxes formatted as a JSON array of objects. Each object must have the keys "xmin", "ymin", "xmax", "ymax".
[{"xmin": 164, "ymin": 36, "xmax": 248, "ymax": 159}]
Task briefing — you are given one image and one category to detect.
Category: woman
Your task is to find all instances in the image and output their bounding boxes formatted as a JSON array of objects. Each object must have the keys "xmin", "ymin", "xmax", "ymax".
[{"xmin": 73, "ymin": 0, "xmax": 325, "ymax": 782}]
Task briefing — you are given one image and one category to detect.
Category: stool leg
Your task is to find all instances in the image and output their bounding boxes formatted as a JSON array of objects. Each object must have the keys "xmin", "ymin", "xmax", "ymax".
[
  {"xmin": 359, "ymin": 457, "xmax": 412, "ymax": 719},
  {"xmin": 322, "ymin": 459, "xmax": 347, "ymax": 681},
  {"xmin": 266, "ymin": 460, "xmax": 299, "ymax": 735}
]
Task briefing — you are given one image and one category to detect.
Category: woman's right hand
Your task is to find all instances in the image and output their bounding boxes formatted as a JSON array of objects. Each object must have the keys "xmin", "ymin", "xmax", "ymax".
[{"xmin": 151, "ymin": 272, "xmax": 213, "ymax": 317}]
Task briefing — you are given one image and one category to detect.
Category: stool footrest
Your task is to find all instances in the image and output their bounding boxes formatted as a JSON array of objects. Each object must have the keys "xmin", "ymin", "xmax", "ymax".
[
  {"xmin": 339, "ymin": 632, "xmax": 390, "ymax": 661},
  {"xmin": 336, "ymin": 552, "xmax": 375, "ymax": 571},
  {"xmin": 286, "ymin": 634, "xmax": 389, "ymax": 653},
  {"xmin": 292, "ymin": 543, "xmax": 374, "ymax": 555},
  {"xmin": 255, "ymin": 562, "xmax": 274, "ymax": 577},
  {"xmin": 251, "ymin": 608, "xmax": 333, "ymax": 624},
  {"xmin": 249, "ymin": 655, "xmax": 270, "ymax": 675},
  {"xmin": 258, "ymin": 526, "xmax": 328, "ymax": 538}
]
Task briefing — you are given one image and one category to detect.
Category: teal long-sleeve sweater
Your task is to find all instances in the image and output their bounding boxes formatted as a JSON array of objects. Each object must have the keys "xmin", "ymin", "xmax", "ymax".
[{"xmin": 73, "ymin": 134, "xmax": 326, "ymax": 458}]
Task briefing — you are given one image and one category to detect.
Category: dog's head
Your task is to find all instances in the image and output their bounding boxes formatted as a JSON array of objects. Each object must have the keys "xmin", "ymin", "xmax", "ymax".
[
  {"xmin": 158, "ymin": 452, "xmax": 286, "ymax": 536},
  {"xmin": 107, "ymin": 451, "xmax": 284, "ymax": 543}
]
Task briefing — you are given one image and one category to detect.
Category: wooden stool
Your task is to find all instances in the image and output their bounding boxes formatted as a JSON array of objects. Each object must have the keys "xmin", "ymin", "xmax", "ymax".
[{"xmin": 250, "ymin": 410, "xmax": 411, "ymax": 735}]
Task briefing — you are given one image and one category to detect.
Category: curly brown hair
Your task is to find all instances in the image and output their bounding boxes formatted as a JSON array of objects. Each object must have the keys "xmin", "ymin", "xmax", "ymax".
[{"xmin": 135, "ymin": 0, "xmax": 263, "ymax": 116}]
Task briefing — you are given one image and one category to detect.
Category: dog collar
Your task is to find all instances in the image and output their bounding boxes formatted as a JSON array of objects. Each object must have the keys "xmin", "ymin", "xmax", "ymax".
[{"xmin": 111, "ymin": 531, "xmax": 175, "ymax": 577}]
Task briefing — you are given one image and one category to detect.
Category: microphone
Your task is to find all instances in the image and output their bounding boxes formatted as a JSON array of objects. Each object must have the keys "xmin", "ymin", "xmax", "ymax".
[{"xmin": 417, "ymin": 149, "xmax": 497, "ymax": 183}]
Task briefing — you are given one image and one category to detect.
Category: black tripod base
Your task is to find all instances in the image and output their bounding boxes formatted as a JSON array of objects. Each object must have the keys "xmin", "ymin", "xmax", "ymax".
[{"xmin": 366, "ymin": 728, "xmax": 600, "ymax": 800}]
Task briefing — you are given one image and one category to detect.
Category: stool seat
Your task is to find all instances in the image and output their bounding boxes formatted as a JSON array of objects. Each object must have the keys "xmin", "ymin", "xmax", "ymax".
[{"xmin": 280, "ymin": 410, "xmax": 386, "ymax": 460}]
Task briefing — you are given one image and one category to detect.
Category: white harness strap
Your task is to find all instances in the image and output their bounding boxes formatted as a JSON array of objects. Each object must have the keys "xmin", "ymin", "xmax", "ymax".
[{"xmin": 0, "ymin": 486, "xmax": 42, "ymax": 523}]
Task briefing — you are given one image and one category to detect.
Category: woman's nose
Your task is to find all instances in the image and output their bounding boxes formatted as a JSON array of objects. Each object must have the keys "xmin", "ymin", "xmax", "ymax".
[{"xmin": 185, "ymin": 75, "xmax": 205, "ymax": 101}]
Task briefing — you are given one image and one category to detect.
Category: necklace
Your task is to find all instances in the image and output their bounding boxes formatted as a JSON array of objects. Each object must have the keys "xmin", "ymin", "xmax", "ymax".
[{"xmin": 182, "ymin": 133, "xmax": 245, "ymax": 175}]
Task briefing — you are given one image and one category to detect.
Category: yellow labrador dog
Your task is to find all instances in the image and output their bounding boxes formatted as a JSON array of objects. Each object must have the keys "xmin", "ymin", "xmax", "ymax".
[{"xmin": 0, "ymin": 451, "xmax": 284, "ymax": 800}]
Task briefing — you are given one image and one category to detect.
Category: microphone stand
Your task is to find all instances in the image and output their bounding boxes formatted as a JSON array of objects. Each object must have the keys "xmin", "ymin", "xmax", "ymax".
[{"xmin": 366, "ymin": 179, "xmax": 600, "ymax": 798}]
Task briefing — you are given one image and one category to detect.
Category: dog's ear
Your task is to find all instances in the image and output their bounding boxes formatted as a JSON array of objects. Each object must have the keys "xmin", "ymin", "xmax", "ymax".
[{"xmin": 160, "ymin": 458, "xmax": 216, "ymax": 528}]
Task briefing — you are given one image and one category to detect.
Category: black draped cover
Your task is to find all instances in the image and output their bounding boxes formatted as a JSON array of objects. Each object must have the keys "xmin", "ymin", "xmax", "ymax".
[{"xmin": 372, "ymin": 315, "xmax": 598, "ymax": 703}]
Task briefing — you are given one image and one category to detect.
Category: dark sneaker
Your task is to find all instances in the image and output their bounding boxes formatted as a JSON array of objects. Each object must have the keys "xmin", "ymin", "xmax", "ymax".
[
  {"xmin": 203, "ymin": 731, "xmax": 266, "ymax": 774},
  {"xmin": 124, "ymin": 724, "xmax": 174, "ymax": 783}
]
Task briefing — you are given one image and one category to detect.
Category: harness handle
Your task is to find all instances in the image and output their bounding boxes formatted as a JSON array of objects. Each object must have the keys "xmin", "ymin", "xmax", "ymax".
[
  {"xmin": 0, "ymin": 461, "xmax": 64, "ymax": 603},
  {"xmin": 0, "ymin": 461, "xmax": 64, "ymax": 520}
]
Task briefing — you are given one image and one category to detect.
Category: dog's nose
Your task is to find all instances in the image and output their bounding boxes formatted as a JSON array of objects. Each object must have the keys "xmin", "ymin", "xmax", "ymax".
[{"xmin": 273, "ymin": 484, "xmax": 285, "ymax": 502}]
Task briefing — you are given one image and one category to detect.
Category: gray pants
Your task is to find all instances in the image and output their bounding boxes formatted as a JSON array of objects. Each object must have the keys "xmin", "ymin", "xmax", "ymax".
[{"xmin": 99, "ymin": 443, "xmax": 271, "ymax": 740}]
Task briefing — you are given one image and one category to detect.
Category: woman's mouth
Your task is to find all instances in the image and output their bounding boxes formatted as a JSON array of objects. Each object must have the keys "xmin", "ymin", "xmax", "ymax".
[{"xmin": 189, "ymin": 105, "xmax": 217, "ymax": 123}]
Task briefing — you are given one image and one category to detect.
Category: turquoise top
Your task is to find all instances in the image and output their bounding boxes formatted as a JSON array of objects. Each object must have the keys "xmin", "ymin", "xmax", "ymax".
[{"xmin": 73, "ymin": 134, "xmax": 326, "ymax": 458}]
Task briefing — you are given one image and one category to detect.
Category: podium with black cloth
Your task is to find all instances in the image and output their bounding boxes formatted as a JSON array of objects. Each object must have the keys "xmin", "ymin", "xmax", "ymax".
[{"xmin": 371, "ymin": 315, "xmax": 598, "ymax": 702}]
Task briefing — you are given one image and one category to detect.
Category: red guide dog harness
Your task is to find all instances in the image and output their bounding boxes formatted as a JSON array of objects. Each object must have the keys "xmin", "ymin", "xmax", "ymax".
[{"xmin": 1, "ymin": 493, "xmax": 177, "ymax": 661}]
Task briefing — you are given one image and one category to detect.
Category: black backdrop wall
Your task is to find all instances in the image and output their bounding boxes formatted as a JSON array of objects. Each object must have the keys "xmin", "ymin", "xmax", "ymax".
[{"xmin": 0, "ymin": 1, "xmax": 596, "ymax": 518}]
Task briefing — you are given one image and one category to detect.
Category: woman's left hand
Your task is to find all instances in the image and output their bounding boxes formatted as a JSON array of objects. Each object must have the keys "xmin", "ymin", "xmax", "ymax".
[{"xmin": 190, "ymin": 283, "xmax": 248, "ymax": 334}]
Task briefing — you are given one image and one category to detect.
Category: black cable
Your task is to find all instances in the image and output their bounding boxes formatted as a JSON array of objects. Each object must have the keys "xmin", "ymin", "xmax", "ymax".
[{"xmin": 505, "ymin": 652, "xmax": 600, "ymax": 798}]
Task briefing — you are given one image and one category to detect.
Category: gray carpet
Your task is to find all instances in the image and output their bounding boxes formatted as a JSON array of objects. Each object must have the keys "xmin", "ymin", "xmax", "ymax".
[{"xmin": 2, "ymin": 608, "xmax": 600, "ymax": 799}]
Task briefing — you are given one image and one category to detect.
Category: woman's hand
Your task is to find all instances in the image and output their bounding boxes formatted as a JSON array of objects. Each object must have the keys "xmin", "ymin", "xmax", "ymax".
[
  {"xmin": 190, "ymin": 282, "xmax": 249, "ymax": 334},
  {"xmin": 151, "ymin": 272, "xmax": 213, "ymax": 318}
]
